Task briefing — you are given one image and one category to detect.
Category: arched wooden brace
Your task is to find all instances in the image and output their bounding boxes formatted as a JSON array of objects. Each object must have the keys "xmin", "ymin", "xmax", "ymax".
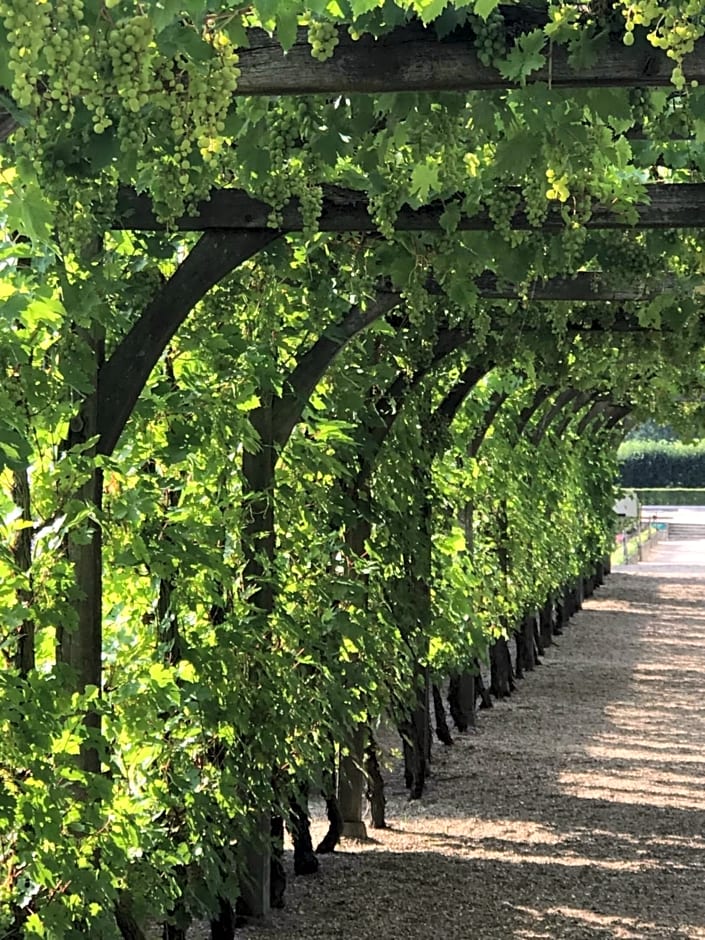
[
  {"xmin": 97, "ymin": 231, "xmax": 281, "ymax": 456},
  {"xmin": 553, "ymin": 391, "xmax": 606, "ymax": 440},
  {"xmin": 358, "ymin": 327, "xmax": 648, "ymax": 752},
  {"xmin": 240, "ymin": 286, "xmax": 402, "ymax": 627},
  {"xmin": 48, "ymin": 229, "xmax": 280, "ymax": 940},
  {"xmin": 448, "ymin": 382, "xmax": 515, "ymax": 732},
  {"xmin": 508, "ymin": 384, "xmax": 552, "ymax": 437},
  {"xmin": 60, "ymin": 229, "xmax": 279, "ymax": 760},
  {"xmin": 530, "ymin": 388, "xmax": 586, "ymax": 445},
  {"xmin": 334, "ymin": 326, "xmax": 500, "ymax": 809},
  {"xmin": 604, "ymin": 406, "xmax": 636, "ymax": 432},
  {"xmin": 445, "ymin": 379, "xmax": 562, "ymax": 701},
  {"xmin": 397, "ymin": 360, "xmax": 496, "ymax": 797},
  {"xmin": 542, "ymin": 392, "xmax": 629, "ymax": 618},
  {"xmin": 153, "ymin": 284, "xmax": 403, "ymax": 933},
  {"xmin": 248, "ymin": 312, "xmax": 496, "ymax": 842},
  {"xmin": 397, "ymin": 361, "xmax": 556, "ymax": 791},
  {"xmin": 436, "ymin": 380, "xmax": 614, "ymax": 722},
  {"xmin": 350, "ymin": 322, "xmax": 504, "ymax": 496},
  {"xmin": 383, "ymin": 366, "xmax": 593, "ymax": 771},
  {"xmin": 234, "ymin": 287, "xmax": 402, "ymax": 916},
  {"xmin": 210, "ymin": 288, "xmax": 405, "ymax": 919},
  {"xmin": 446, "ymin": 377, "xmax": 534, "ymax": 727},
  {"xmin": 495, "ymin": 386, "xmax": 600, "ymax": 674},
  {"xmin": 576, "ymin": 399, "xmax": 623, "ymax": 437}
]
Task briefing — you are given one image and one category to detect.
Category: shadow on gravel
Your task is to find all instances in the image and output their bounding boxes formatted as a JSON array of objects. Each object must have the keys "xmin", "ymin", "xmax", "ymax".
[
  {"xmin": 238, "ymin": 840, "xmax": 705, "ymax": 939},
  {"xmin": 236, "ymin": 561, "xmax": 705, "ymax": 940}
]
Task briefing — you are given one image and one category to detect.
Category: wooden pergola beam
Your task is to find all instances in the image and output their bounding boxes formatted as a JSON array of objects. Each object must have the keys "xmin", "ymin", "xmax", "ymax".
[
  {"xmin": 222, "ymin": 17, "xmax": 705, "ymax": 96},
  {"xmin": 2, "ymin": 6, "xmax": 704, "ymax": 142},
  {"xmin": 473, "ymin": 272, "xmax": 691, "ymax": 302},
  {"xmin": 417, "ymin": 271, "xmax": 694, "ymax": 303},
  {"xmin": 114, "ymin": 183, "xmax": 705, "ymax": 233}
]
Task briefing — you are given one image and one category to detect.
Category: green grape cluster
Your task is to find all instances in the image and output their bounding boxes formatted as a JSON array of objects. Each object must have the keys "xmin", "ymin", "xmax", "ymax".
[
  {"xmin": 4, "ymin": 0, "xmax": 97, "ymax": 132},
  {"xmin": 486, "ymin": 188, "xmax": 524, "ymax": 247},
  {"xmin": 606, "ymin": 234, "xmax": 654, "ymax": 283},
  {"xmin": 298, "ymin": 182, "xmax": 324, "ymax": 236},
  {"xmin": 369, "ymin": 189, "xmax": 402, "ymax": 240},
  {"xmin": 106, "ymin": 15, "xmax": 156, "ymax": 118},
  {"xmin": 245, "ymin": 99, "xmax": 329, "ymax": 233},
  {"xmin": 559, "ymin": 220, "xmax": 588, "ymax": 274},
  {"xmin": 1, "ymin": 0, "xmax": 247, "ymax": 228},
  {"xmin": 2, "ymin": 1, "xmax": 53, "ymax": 110},
  {"xmin": 619, "ymin": 0, "xmax": 705, "ymax": 88},
  {"xmin": 629, "ymin": 88, "xmax": 650, "ymax": 126},
  {"xmin": 308, "ymin": 21, "xmax": 339, "ymax": 62},
  {"xmin": 522, "ymin": 177, "xmax": 549, "ymax": 228},
  {"xmin": 254, "ymin": 107, "xmax": 304, "ymax": 226},
  {"xmin": 470, "ymin": 12, "xmax": 507, "ymax": 68},
  {"xmin": 144, "ymin": 32, "xmax": 240, "ymax": 220}
]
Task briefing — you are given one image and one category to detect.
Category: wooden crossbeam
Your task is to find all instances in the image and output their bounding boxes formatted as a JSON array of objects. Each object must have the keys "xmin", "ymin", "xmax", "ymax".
[
  {"xmin": 2, "ymin": 8, "xmax": 705, "ymax": 142},
  {"xmin": 233, "ymin": 19, "xmax": 705, "ymax": 96},
  {"xmin": 474, "ymin": 272, "xmax": 690, "ymax": 302},
  {"xmin": 385, "ymin": 271, "xmax": 692, "ymax": 303},
  {"xmin": 115, "ymin": 182, "xmax": 705, "ymax": 233}
]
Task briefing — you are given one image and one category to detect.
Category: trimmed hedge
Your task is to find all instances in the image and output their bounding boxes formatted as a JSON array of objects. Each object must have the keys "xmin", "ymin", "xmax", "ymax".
[
  {"xmin": 634, "ymin": 488, "xmax": 705, "ymax": 505},
  {"xmin": 618, "ymin": 441, "xmax": 705, "ymax": 487}
]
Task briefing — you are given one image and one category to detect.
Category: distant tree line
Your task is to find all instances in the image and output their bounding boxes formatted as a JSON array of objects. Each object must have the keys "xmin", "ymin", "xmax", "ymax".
[{"xmin": 619, "ymin": 440, "xmax": 705, "ymax": 487}]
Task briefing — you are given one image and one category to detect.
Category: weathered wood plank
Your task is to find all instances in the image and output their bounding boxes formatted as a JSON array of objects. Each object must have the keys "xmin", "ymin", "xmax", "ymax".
[
  {"xmin": 234, "ymin": 19, "xmax": 702, "ymax": 96},
  {"xmin": 115, "ymin": 182, "xmax": 705, "ymax": 233},
  {"xmin": 2, "ymin": 9, "xmax": 705, "ymax": 141},
  {"xmin": 473, "ymin": 272, "xmax": 691, "ymax": 301}
]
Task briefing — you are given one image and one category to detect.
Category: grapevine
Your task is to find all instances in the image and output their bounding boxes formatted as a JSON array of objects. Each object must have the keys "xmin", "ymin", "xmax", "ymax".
[
  {"xmin": 486, "ymin": 188, "xmax": 525, "ymax": 248},
  {"xmin": 0, "ymin": 2, "xmax": 242, "ymax": 226},
  {"xmin": 2, "ymin": 3, "xmax": 705, "ymax": 937},
  {"xmin": 469, "ymin": 11, "xmax": 507, "ymax": 68},
  {"xmin": 618, "ymin": 0, "xmax": 705, "ymax": 88},
  {"xmin": 308, "ymin": 21, "xmax": 340, "ymax": 62}
]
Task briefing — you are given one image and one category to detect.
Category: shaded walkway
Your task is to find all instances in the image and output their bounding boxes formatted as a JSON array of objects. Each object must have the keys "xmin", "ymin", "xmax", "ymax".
[{"xmin": 239, "ymin": 541, "xmax": 705, "ymax": 939}]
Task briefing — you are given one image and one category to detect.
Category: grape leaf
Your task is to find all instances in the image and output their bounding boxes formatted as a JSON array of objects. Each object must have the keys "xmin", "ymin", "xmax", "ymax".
[
  {"xmin": 13, "ymin": 181, "xmax": 53, "ymax": 244},
  {"xmin": 498, "ymin": 30, "xmax": 546, "ymax": 84},
  {"xmin": 417, "ymin": 0, "xmax": 448, "ymax": 27},
  {"xmin": 410, "ymin": 163, "xmax": 440, "ymax": 202},
  {"xmin": 276, "ymin": 9, "xmax": 299, "ymax": 51},
  {"xmin": 157, "ymin": 23, "xmax": 215, "ymax": 61},
  {"xmin": 350, "ymin": 0, "xmax": 384, "ymax": 16},
  {"xmin": 474, "ymin": 0, "xmax": 501, "ymax": 20}
]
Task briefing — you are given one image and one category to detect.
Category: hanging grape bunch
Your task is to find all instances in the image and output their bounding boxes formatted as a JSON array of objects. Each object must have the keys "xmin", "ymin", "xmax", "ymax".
[
  {"xmin": 308, "ymin": 20, "xmax": 339, "ymax": 61},
  {"xmin": 470, "ymin": 11, "xmax": 507, "ymax": 67}
]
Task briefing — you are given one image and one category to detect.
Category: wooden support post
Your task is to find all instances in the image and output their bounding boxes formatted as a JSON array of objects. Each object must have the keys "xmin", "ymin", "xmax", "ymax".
[
  {"xmin": 240, "ymin": 397, "xmax": 276, "ymax": 918},
  {"xmin": 238, "ymin": 813, "xmax": 271, "ymax": 918},
  {"xmin": 58, "ymin": 324, "xmax": 104, "ymax": 776},
  {"xmin": 448, "ymin": 672, "xmax": 476, "ymax": 731},
  {"xmin": 339, "ymin": 726, "xmax": 368, "ymax": 839}
]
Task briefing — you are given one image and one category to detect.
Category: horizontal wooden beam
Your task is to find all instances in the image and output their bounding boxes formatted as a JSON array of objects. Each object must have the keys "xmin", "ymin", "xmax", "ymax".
[
  {"xmin": 2, "ymin": 8, "xmax": 704, "ymax": 143},
  {"xmin": 234, "ymin": 17, "xmax": 705, "ymax": 96},
  {"xmin": 474, "ymin": 272, "xmax": 689, "ymax": 302},
  {"xmin": 115, "ymin": 183, "xmax": 705, "ymax": 233}
]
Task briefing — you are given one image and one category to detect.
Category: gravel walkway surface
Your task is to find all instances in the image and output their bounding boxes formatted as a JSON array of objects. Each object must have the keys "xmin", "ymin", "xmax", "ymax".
[{"xmin": 233, "ymin": 537, "xmax": 705, "ymax": 939}]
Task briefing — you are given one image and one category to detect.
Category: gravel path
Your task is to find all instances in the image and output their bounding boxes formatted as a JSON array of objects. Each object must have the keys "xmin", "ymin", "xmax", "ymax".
[{"xmin": 236, "ymin": 537, "xmax": 705, "ymax": 939}]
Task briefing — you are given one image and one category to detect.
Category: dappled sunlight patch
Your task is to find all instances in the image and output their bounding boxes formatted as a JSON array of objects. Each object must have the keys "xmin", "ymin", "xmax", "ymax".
[
  {"xmin": 512, "ymin": 904, "xmax": 702, "ymax": 940},
  {"xmin": 558, "ymin": 766, "xmax": 705, "ymax": 810},
  {"xmin": 583, "ymin": 739, "xmax": 705, "ymax": 763},
  {"xmin": 240, "ymin": 551, "xmax": 705, "ymax": 940}
]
